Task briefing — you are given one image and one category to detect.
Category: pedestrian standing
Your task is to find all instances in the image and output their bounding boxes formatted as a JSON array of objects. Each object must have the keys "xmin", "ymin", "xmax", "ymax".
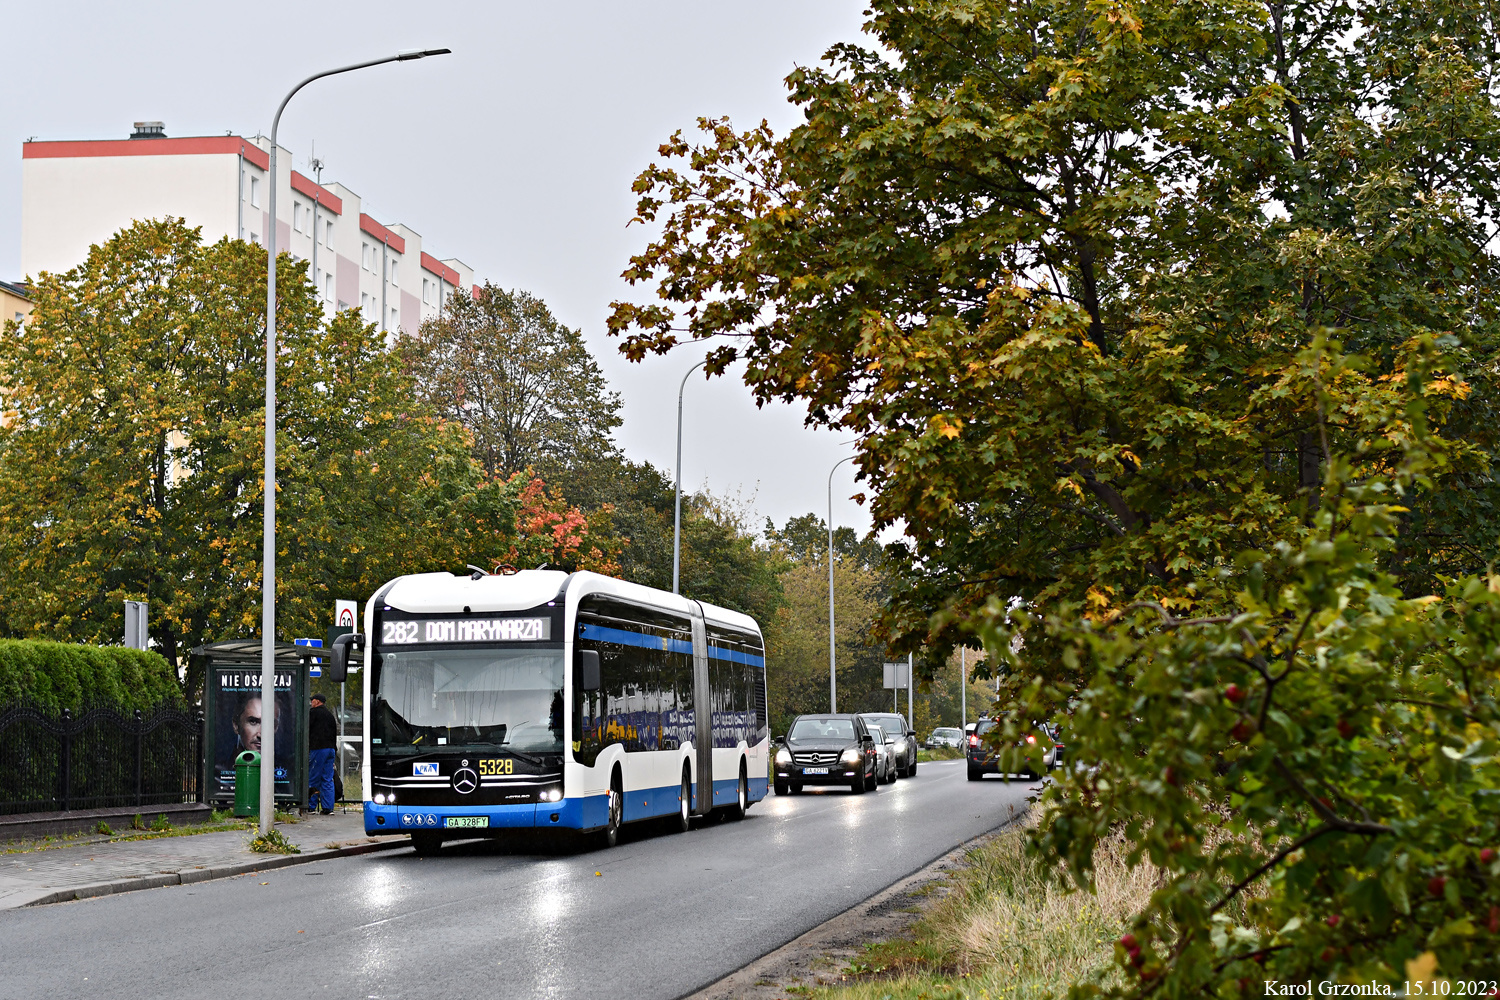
[{"xmin": 308, "ymin": 693, "xmax": 338, "ymax": 814}]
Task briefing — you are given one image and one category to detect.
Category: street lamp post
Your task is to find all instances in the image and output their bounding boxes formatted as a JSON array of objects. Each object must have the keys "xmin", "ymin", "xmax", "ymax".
[
  {"xmin": 827, "ymin": 455, "xmax": 854, "ymax": 713},
  {"xmin": 671, "ymin": 360, "xmax": 706, "ymax": 595},
  {"xmin": 259, "ymin": 48, "xmax": 450, "ymax": 834}
]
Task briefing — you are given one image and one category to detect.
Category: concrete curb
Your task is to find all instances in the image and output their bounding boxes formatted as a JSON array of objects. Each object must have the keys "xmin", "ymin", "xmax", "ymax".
[{"xmin": 21, "ymin": 836, "xmax": 408, "ymax": 908}]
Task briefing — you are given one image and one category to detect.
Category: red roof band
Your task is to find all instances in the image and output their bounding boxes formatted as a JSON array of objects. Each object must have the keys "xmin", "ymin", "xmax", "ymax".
[
  {"xmin": 289, "ymin": 171, "xmax": 343, "ymax": 215},
  {"xmin": 358, "ymin": 213, "xmax": 406, "ymax": 255},
  {"xmin": 420, "ymin": 253, "xmax": 460, "ymax": 287},
  {"xmin": 22, "ymin": 136, "xmax": 270, "ymax": 171}
]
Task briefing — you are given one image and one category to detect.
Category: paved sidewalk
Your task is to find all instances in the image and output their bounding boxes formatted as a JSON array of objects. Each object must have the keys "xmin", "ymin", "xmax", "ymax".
[{"xmin": 0, "ymin": 810, "xmax": 406, "ymax": 909}]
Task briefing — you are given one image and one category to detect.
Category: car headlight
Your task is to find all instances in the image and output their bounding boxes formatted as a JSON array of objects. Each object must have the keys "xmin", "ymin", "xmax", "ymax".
[
  {"xmin": 775, "ymin": 747, "xmax": 792, "ymax": 764},
  {"xmin": 841, "ymin": 746, "xmax": 863, "ymax": 765}
]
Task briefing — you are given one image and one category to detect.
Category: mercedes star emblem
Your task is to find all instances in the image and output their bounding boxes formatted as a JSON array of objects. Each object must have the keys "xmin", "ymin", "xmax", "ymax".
[{"xmin": 452, "ymin": 768, "xmax": 478, "ymax": 795}]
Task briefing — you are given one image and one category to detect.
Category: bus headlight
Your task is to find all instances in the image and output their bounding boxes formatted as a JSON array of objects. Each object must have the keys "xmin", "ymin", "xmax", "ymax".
[
  {"xmin": 540, "ymin": 786, "xmax": 563, "ymax": 803},
  {"xmin": 373, "ymin": 792, "xmax": 388, "ymax": 805}
]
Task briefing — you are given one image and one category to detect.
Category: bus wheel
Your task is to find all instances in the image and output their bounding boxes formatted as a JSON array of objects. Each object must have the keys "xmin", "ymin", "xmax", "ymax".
[
  {"xmin": 411, "ymin": 831, "xmax": 442, "ymax": 856},
  {"xmin": 728, "ymin": 763, "xmax": 748, "ymax": 820},
  {"xmin": 603, "ymin": 772, "xmax": 624, "ymax": 848},
  {"xmin": 675, "ymin": 766, "xmax": 692, "ymax": 833}
]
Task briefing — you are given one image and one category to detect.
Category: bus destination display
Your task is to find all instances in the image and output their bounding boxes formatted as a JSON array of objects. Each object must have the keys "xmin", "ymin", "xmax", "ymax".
[{"xmin": 381, "ymin": 617, "xmax": 551, "ymax": 645}]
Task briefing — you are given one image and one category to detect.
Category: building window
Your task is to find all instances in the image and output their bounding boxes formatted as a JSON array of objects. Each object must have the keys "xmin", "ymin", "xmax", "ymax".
[
  {"xmin": 391, "ymin": 307, "xmax": 399, "ymax": 330},
  {"xmin": 250, "ymin": 232, "xmax": 260, "ymax": 245},
  {"xmin": 324, "ymin": 273, "xmax": 334, "ymax": 302},
  {"xmin": 362, "ymin": 243, "xmax": 371, "ymax": 271},
  {"xmin": 250, "ymin": 176, "xmax": 260, "ymax": 208},
  {"xmin": 390, "ymin": 261, "xmax": 399, "ymax": 287},
  {"xmin": 324, "ymin": 220, "xmax": 333, "ymax": 246},
  {"xmin": 422, "ymin": 278, "xmax": 431, "ymax": 305},
  {"xmin": 292, "ymin": 203, "xmax": 300, "ymax": 232},
  {"xmin": 361, "ymin": 292, "xmax": 371, "ymax": 320}
]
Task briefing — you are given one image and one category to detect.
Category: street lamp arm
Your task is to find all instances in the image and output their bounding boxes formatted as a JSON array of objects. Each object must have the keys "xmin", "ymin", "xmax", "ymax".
[
  {"xmin": 672, "ymin": 359, "xmax": 707, "ymax": 595},
  {"xmin": 271, "ymin": 50, "xmax": 450, "ymax": 140}
]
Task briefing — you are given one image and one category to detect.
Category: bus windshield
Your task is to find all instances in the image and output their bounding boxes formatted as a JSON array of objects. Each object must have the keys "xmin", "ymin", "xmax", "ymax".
[{"xmin": 372, "ymin": 647, "xmax": 564, "ymax": 754}]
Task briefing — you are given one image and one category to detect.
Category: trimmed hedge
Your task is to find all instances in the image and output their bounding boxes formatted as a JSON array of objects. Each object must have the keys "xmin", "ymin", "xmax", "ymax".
[{"xmin": 0, "ymin": 640, "xmax": 183, "ymax": 710}]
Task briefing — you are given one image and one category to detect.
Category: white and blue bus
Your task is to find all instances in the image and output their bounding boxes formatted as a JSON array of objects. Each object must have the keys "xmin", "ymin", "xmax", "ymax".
[{"xmin": 334, "ymin": 569, "xmax": 768, "ymax": 852}]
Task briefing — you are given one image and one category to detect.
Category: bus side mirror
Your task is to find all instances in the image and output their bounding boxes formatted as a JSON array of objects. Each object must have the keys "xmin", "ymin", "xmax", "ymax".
[
  {"xmin": 577, "ymin": 650, "xmax": 601, "ymax": 692},
  {"xmin": 328, "ymin": 633, "xmax": 364, "ymax": 683}
]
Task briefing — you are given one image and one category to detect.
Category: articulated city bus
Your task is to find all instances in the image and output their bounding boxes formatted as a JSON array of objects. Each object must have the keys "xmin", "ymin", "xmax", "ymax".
[{"xmin": 337, "ymin": 568, "xmax": 768, "ymax": 853}]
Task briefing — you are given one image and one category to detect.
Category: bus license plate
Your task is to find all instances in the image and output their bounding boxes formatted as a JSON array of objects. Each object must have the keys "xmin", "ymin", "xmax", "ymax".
[
  {"xmin": 444, "ymin": 816, "xmax": 489, "ymax": 829},
  {"xmin": 802, "ymin": 767, "xmax": 829, "ymax": 774}
]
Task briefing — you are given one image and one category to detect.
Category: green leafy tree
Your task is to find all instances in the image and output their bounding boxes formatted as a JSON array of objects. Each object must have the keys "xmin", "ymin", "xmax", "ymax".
[
  {"xmin": 607, "ymin": 0, "xmax": 1500, "ymax": 984},
  {"xmin": 0, "ymin": 220, "xmax": 604, "ymax": 700},
  {"xmin": 980, "ymin": 351, "xmax": 1499, "ymax": 986},
  {"xmin": 607, "ymin": 0, "xmax": 1500, "ymax": 654},
  {"xmin": 399, "ymin": 282, "xmax": 622, "ymax": 480}
]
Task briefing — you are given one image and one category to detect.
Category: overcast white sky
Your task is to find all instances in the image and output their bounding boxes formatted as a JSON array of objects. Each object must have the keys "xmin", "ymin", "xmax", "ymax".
[{"xmin": 0, "ymin": 1, "xmax": 874, "ymax": 539}]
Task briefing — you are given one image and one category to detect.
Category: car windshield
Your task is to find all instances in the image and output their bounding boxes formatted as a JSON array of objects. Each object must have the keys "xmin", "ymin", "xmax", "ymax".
[
  {"xmin": 790, "ymin": 718, "xmax": 855, "ymax": 740},
  {"xmin": 863, "ymin": 713, "xmax": 905, "ymax": 734},
  {"xmin": 935, "ymin": 728, "xmax": 960, "ymax": 737},
  {"xmin": 372, "ymin": 646, "xmax": 564, "ymax": 754}
]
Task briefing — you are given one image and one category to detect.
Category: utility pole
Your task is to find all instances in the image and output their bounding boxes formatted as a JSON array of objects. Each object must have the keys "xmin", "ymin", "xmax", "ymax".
[
  {"xmin": 827, "ymin": 455, "xmax": 854, "ymax": 713},
  {"xmin": 960, "ymin": 647, "xmax": 966, "ymax": 730}
]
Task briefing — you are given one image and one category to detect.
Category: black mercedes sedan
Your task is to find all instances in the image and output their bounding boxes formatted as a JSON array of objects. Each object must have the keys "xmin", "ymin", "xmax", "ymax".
[{"xmin": 773, "ymin": 714, "xmax": 878, "ymax": 794}]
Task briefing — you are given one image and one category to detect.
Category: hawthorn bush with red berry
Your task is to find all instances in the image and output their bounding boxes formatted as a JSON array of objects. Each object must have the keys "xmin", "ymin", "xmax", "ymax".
[{"xmin": 978, "ymin": 370, "xmax": 1500, "ymax": 988}]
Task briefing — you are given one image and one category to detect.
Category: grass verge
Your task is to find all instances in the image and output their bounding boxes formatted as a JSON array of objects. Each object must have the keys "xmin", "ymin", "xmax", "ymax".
[{"xmin": 807, "ymin": 829, "xmax": 1148, "ymax": 1000}]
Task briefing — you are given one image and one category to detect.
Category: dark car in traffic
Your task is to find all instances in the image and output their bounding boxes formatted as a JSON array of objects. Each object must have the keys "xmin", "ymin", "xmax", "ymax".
[
  {"xmin": 967, "ymin": 718, "xmax": 1055, "ymax": 781},
  {"xmin": 774, "ymin": 714, "xmax": 879, "ymax": 794}
]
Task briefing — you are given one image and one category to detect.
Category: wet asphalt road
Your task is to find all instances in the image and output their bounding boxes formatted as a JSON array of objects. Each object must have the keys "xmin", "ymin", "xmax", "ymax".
[{"xmin": 0, "ymin": 759, "xmax": 1036, "ymax": 1000}]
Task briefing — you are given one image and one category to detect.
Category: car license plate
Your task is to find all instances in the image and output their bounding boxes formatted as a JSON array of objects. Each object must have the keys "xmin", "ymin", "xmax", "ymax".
[
  {"xmin": 802, "ymin": 766, "xmax": 829, "ymax": 774},
  {"xmin": 444, "ymin": 816, "xmax": 488, "ymax": 829}
]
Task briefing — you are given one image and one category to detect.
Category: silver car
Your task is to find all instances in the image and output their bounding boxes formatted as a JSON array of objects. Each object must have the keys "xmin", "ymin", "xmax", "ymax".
[
  {"xmin": 867, "ymin": 724, "xmax": 898, "ymax": 784},
  {"xmin": 927, "ymin": 727, "xmax": 963, "ymax": 749},
  {"xmin": 858, "ymin": 713, "xmax": 918, "ymax": 777}
]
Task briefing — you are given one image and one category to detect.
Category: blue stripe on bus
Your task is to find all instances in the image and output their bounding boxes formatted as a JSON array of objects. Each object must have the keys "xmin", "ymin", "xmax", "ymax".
[
  {"xmin": 707, "ymin": 644, "xmax": 764, "ymax": 667},
  {"xmin": 577, "ymin": 622, "xmax": 765, "ymax": 667}
]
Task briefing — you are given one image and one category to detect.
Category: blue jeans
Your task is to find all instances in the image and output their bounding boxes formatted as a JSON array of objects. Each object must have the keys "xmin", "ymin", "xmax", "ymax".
[{"xmin": 308, "ymin": 748, "xmax": 336, "ymax": 811}]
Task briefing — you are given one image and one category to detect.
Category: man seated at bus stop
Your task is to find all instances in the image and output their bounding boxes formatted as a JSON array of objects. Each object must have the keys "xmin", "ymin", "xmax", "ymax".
[{"xmin": 308, "ymin": 694, "xmax": 338, "ymax": 815}]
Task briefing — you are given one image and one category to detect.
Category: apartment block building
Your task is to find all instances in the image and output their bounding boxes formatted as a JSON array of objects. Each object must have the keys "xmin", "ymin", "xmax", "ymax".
[
  {"xmin": 0, "ymin": 279, "xmax": 30, "ymax": 329},
  {"xmin": 20, "ymin": 122, "xmax": 476, "ymax": 340}
]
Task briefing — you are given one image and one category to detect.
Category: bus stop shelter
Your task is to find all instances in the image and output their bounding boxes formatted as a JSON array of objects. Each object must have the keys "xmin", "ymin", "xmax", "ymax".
[{"xmin": 194, "ymin": 641, "xmax": 324, "ymax": 811}]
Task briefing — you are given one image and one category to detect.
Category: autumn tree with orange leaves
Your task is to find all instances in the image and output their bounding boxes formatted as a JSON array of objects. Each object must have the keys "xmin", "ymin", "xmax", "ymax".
[{"xmin": 0, "ymin": 219, "xmax": 610, "ymax": 700}]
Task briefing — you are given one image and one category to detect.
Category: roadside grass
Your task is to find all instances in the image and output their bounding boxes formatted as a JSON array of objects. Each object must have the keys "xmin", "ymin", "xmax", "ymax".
[
  {"xmin": 918, "ymin": 747, "xmax": 965, "ymax": 762},
  {"xmin": 809, "ymin": 828, "xmax": 1149, "ymax": 1000}
]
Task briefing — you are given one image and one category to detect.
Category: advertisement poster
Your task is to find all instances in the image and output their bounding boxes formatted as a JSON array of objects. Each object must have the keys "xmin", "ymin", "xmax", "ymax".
[{"xmin": 211, "ymin": 667, "xmax": 296, "ymax": 802}]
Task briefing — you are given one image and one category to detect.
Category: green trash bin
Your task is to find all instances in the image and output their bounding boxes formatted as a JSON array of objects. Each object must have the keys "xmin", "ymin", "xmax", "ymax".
[{"xmin": 234, "ymin": 750, "xmax": 261, "ymax": 817}]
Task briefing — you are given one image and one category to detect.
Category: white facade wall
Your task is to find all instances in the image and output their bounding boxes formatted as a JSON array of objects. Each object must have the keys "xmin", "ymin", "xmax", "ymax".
[{"xmin": 21, "ymin": 131, "xmax": 480, "ymax": 343}]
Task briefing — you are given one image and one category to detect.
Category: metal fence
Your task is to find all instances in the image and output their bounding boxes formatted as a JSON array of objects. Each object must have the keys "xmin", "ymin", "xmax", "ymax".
[{"xmin": 0, "ymin": 699, "xmax": 202, "ymax": 815}]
